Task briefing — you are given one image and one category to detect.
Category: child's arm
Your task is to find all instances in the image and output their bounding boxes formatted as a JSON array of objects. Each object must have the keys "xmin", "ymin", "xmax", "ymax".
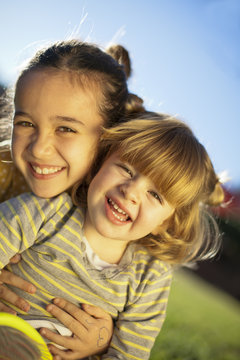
[
  {"xmin": 0, "ymin": 192, "xmax": 71, "ymax": 311},
  {"xmin": 0, "ymin": 192, "xmax": 77, "ymax": 312},
  {"xmin": 0, "ymin": 192, "xmax": 48, "ymax": 268},
  {"xmin": 101, "ymin": 264, "xmax": 173, "ymax": 360},
  {"xmin": 0, "ymin": 196, "xmax": 32, "ymax": 269},
  {"xmin": 0, "ymin": 191, "xmax": 71, "ymax": 268}
]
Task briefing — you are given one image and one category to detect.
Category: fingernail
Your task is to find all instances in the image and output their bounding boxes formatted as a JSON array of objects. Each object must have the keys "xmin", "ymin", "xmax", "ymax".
[
  {"xmin": 22, "ymin": 304, "xmax": 30, "ymax": 312},
  {"xmin": 53, "ymin": 298, "xmax": 60, "ymax": 304},
  {"xmin": 47, "ymin": 304, "xmax": 53, "ymax": 312},
  {"xmin": 40, "ymin": 328, "xmax": 46, "ymax": 336},
  {"xmin": 29, "ymin": 285, "xmax": 36, "ymax": 293}
]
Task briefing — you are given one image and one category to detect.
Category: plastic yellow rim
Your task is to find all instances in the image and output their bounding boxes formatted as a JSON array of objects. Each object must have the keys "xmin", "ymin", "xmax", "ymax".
[{"xmin": 0, "ymin": 312, "xmax": 53, "ymax": 359}]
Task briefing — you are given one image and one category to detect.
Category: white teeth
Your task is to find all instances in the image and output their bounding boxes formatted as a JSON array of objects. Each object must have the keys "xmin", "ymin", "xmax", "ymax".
[
  {"xmin": 32, "ymin": 166, "xmax": 62, "ymax": 175},
  {"xmin": 109, "ymin": 198, "xmax": 127, "ymax": 215},
  {"xmin": 108, "ymin": 198, "xmax": 130, "ymax": 221},
  {"xmin": 111, "ymin": 210, "xmax": 127, "ymax": 222}
]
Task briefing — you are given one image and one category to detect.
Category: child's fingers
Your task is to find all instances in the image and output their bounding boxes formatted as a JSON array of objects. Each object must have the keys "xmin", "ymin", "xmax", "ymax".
[
  {"xmin": 0, "ymin": 300, "xmax": 17, "ymax": 314},
  {"xmin": 52, "ymin": 298, "xmax": 95, "ymax": 326},
  {"xmin": 39, "ymin": 327, "xmax": 79, "ymax": 350},
  {"xmin": 81, "ymin": 303, "xmax": 112, "ymax": 321},
  {"xmin": 0, "ymin": 269, "xmax": 36, "ymax": 293},
  {"xmin": 53, "ymin": 298, "xmax": 112, "ymax": 325},
  {"xmin": 52, "ymin": 355, "xmax": 62, "ymax": 360},
  {"xmin": 46, "ymin": 303, "xmax": 89, "ymax": 336},
  {"xmin": 49, "ymin": 344, "xmax": 80, "ymax": 360},
  {"xmin": 0, "ymin": 269, "xmax": 36, "ymax": 312},
  {"xmin": 0, "ymin": 284, "xmax": 30, "ymax": 312},
  {"xmin": 46, "ymin": 299, "xmax": 112, "ymax": 355},
  {"xmin": 9, "ymin": 254, "xmax": 22, "ymax": 264}
]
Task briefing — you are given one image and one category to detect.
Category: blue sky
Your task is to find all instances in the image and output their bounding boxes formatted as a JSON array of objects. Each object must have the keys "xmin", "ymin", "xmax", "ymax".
[{"xmin": 0, "ymin": 0, "xmax": 239, "ymax": 188}]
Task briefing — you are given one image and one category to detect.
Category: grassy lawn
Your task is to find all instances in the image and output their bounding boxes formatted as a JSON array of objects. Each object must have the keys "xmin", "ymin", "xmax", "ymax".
[{"xmin": 150, "ymin": 269, "xmax": 240, "ymax": 360}]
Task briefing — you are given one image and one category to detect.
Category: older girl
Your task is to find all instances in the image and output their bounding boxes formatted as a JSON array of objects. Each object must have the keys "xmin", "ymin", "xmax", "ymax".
[{"xmin": 0, "ymin": 39, "xmax": 135, "ymax": 358}]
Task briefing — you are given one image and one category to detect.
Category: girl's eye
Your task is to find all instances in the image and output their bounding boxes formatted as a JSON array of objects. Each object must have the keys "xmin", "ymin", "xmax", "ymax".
[
  {"xmin": 149, "ymin": 191, "xmax": 162, "ymax": 204},
  {"xmin": 14, "ymin": 120, "xmax": 34, "ymax": 128},
  {"xmin": 57, "ymin": 126, "xmax": 76, "ymax": 133},
  {"xmin": 118, "ymin": 163, "xmax": 133, "ymax": 177}
]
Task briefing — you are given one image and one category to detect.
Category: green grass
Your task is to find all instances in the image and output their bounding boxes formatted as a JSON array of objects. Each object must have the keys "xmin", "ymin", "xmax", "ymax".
[{"xmin": 150, "ymin": 270, "xmax": 240, "ymax": 360}]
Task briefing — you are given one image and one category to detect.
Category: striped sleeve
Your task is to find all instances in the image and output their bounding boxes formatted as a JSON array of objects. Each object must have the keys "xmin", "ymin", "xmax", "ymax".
[
  {"xmin": 101, "ymin": 258, "xmax": 173, "ymax": 360},
  {"xmin": 0, "ymin": 192, "xmax": 71, "ymax": 269}
]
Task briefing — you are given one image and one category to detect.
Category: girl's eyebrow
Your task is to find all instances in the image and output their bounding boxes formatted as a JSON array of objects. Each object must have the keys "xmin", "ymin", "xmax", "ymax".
[
  {"xmin": 14, "ymin": 110, "xmax": 31, "ymax": 118},
  {"xmin": 14, "ymin": 112, "xmax": 85, "ymax": 127},
  {"xmin": 55, "ymin": 115, "xmax": 85, "ymax": 126}
]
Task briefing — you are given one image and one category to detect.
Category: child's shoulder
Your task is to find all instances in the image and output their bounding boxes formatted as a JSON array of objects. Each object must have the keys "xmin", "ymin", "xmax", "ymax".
[
  {"xmin": 123, "ymin": 244, "xmax": 173, "ymax": 295},
  {"xmin": 2, "ymin": 191, "xmax": 75, "ymax": 215},
  {"xmin": 0, "ymin": 192, "xmax": 83, "ymax": 228},
  {"xmin": 127, "ymin": 243, "xmax": 172, "ymax": 276}
]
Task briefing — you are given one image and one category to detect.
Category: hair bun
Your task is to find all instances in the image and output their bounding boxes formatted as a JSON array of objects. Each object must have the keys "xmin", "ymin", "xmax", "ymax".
[
  {"xmin": 125, "ymin": 93, "xmax": 146, "ymax": 115},
  {"xmin": 106, "ymin": 44, "xmax": 132, "ymax": 79}
]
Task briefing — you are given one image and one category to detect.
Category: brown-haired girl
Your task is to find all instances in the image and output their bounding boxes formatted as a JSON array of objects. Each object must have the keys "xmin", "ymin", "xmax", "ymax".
[{"xmin": 0, "ymin": 39, "xmax": 135, "ymax": 358}]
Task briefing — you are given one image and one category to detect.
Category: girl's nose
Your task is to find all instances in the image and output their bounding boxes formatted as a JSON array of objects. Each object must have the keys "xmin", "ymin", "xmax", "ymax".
[
  {"xmin": 28, "ymin": 132, "xmax": 54, "ymax": 159},
  {"xmin": 119, "ymin": 180, "xmax": 142, "ymax": 204}
]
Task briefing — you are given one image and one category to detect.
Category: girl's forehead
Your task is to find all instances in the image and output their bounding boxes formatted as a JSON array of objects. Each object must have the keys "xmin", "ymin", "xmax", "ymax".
[
  {"xmin": 15, "ymin": 70, "xmax": 104, "ymax": 129},
  {"xmin": 16, "ymin": 69, "xmax": 100, "ymax": 103},
  {"xmin": 18, "ymin": 68, "xmax": 99, "ymax": 92}
]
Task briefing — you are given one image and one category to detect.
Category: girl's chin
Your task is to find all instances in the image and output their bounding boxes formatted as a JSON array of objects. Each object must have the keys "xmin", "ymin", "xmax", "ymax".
[{"xmin": 30, "ymin": 187, "xmax": 61, "ymax": 198}]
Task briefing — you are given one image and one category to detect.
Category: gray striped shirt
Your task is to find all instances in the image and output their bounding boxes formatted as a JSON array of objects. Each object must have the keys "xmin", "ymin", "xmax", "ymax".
[{"xmin": 0, "ymin": 192, "xmax": 172, "ymax": 360}]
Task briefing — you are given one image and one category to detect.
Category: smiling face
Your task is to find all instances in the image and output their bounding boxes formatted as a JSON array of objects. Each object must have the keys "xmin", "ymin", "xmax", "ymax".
[
  {"xmin": 12, "ymin": 70, "xmax": 104, "ymax": 198},
  {"xmin": 84, "ymin": 153, "xmax": 175, "ymax": 254}
]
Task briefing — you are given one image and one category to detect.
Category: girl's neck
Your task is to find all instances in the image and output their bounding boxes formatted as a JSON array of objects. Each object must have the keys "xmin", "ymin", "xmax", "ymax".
[{"xmin": 83, "ymin": 214, "xmax": 128, "ymax": 265}]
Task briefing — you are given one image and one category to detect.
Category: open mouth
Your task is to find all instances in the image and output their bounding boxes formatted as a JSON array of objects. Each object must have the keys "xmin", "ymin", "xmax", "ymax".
[
  {"xmin": 107, "ymin": 198, "xmax": 131, "ymax": 222},
  {"xmin": 31, "ymin": 165, "xmax": 63, "ymax": 175}
]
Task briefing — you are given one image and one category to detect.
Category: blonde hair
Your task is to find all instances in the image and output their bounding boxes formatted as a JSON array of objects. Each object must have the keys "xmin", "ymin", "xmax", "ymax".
[{"xmin": 74, "ymin": 112, "xmax": 224, "ymax": 265}]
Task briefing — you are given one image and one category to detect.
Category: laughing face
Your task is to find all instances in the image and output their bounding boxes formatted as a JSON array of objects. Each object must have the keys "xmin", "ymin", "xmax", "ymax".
[
  {"xmin": 12, "ymin": 70, "xmax": 104, "ymax": 198},
  {"xmin": 84, "ymin": 153, "xmax": 175, "ymax": 253}
]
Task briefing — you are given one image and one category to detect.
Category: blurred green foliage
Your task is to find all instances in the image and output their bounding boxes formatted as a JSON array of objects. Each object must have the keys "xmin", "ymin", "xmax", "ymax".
[{"xmin": 150, "ymin": 270, "xmax": 240, "ymax": 360}]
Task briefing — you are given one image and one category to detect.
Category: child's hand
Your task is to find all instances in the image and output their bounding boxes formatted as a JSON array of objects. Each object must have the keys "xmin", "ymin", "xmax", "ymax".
[
  {"xmin": 40, "ymin": 298, "xmax": 113, "ymax": 359},
  {"xmin": 0, "ymin": 267, "xmax": 36, "ymax": 313}
]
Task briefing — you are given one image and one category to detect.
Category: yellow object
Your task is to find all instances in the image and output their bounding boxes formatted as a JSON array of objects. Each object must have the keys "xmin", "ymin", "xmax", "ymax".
[{"xmin": 0, "ymin": 312, "xmax": 53, "ymax": 359}]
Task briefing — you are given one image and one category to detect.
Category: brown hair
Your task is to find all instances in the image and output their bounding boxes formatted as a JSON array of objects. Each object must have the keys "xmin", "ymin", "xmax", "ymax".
[
  {"xmin": 0, "ymin": 40, "xmax": 131, "ymax": 151},
  {"xmin": 16, "ymin": 40, "xmax": 129, "ymax": 126}
]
